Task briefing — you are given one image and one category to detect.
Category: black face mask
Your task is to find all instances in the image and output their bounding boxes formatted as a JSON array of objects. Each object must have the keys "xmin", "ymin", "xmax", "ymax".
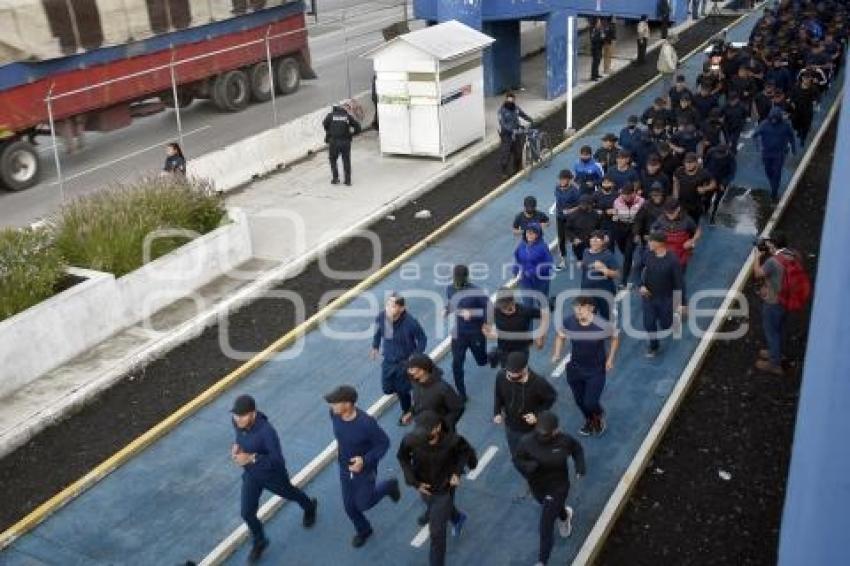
[
  {"xmin": 536, "ymin": 431, "xmax": 556, "ymax": 444},
  {"xmin": 504, "ymin": 101, "xmax": 516, "ymax": 111}
]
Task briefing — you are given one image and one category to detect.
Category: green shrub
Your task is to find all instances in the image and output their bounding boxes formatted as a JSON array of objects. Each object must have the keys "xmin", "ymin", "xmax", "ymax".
[
  {"xmin": 0, "ymin": 227, "xmax": 66, "ymax": 322},
  {"xmin": 52, "ymin": 176, "xmax": 226, "ymax": 277}
]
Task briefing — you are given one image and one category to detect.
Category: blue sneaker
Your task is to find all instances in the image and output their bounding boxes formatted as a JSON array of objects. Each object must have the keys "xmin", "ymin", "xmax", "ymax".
[{"xmin": 451, "ymin": 512, "xmax": 467, "ymax": 537}]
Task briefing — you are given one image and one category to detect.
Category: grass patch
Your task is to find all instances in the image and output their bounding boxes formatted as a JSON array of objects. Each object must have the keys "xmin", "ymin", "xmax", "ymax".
[
  {"xmin": 0, "ymin": 227, "xmax": 67, "ymax": 322},
  {"xmin": 52, "ymin": 177, "xmax": 226, "ymax": 277}
]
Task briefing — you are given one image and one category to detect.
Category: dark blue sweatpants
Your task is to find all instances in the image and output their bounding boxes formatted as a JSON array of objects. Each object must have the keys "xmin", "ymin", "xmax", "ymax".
[
  {"xmin": 643, "ymin": 296, "xmax": 674, "ymax": 351},
  {"xmin": 451, "ymin": 332, "xmax": 488, "ymax": 398},
  {"xmin": 339, "ymin": 468, "xmax": 394, "ymax": 536},
  {"xmin": 381, "ymin": 359, "xmax": 412, "ymax": 413},
  {"xmin": 241, "ymin": 469, "xmax": 312, "ymax": 544},
  {"xmin": 762, "ymin": 152, "xmax": 786, "ymax": 199},
  {"xmin": 566, "ymin": 366, "xmax": 606, "ymax": 420}
]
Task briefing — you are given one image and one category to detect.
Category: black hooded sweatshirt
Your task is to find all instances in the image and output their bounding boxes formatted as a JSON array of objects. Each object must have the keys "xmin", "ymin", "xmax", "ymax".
[
  {"xmin": 493, "ymin": 370, "xmax": 556, "ymax": 433},
  {"xmin": 397, "ymin": 417, "xmax": 477, "ymax": 493},
  {"xmin": 515, "ymin": 431, "xmax": 586, "ymax": 498},
  {"xmin": 411, "ymin": 367, "xmax": 465, "ymax": 427}
]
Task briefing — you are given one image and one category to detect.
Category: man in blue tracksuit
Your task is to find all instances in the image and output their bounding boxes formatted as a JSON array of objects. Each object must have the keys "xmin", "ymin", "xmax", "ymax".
[
  {"xmin": 371, "ymin": 294, "xmax": 428, "ymax": 425},
  {"xmin": 325, "ymin": 385, "xmax": 401, "ymax": 548},
  {"xmin": 445, "ymin": 264, "xmax": 491, "ymax": 403},
  {"xmin": 753, "ymin": 107, "xmax": 798, "ymax": 200},
  {"xmin": 231, "ymin": 394, "xmax": 318, "ymax": 562},
  {"xmin": 573, "ymin": 145, "xmax": 605, "ymax": 193}
]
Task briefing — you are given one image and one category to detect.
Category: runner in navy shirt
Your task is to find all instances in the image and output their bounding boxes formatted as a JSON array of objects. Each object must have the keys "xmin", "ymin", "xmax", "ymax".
[
  {"xmin": 580, "ymin": 230, "xmax": 620, "ymax": 320},
  {"xmin": 552, "ymin": 296, "xmax": 619, "ymax": 436}
]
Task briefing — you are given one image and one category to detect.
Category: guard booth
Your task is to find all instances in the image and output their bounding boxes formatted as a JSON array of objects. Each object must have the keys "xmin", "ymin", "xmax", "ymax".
[{"xmin": 364, "ymin": 21, "xmax": 494, "ymax": 159}]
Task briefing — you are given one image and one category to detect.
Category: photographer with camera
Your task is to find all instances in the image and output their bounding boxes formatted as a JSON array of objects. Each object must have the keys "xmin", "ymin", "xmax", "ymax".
[{"xmin": 752, "ymin": 232, "xmax": 811, "ymax": 376}]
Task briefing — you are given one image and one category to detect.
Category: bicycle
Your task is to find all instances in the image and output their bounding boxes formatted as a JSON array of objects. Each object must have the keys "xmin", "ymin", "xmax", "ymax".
[{"xmin": 519, "ymin": 127, "xmax": 553, "ymax": 176}]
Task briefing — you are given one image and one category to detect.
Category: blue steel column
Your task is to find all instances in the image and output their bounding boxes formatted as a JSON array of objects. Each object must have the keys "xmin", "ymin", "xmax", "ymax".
[
  {"xmin": 482, "ymin": 19, "xmax": 521, "ymax": 95},
  {"xmin": 545, "ymin": 9, "xmax": 577, "ymax": 99},
  {"xmin": 777, "ymin": 72, "xmax": 850, "ymax": 565},
  {"xmin": 436, "ymin": 0, "xmax": 483, "ymax": 29}
]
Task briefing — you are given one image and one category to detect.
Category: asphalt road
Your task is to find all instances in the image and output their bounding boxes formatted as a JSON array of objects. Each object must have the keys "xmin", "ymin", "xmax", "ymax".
[{"xmin": 0, "ymin": 0, "xmax": 413, "ymax": 228}]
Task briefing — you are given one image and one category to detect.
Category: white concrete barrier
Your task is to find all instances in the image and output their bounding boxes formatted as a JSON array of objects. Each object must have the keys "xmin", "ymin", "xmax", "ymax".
[
  {"xmin": 187, "ymin": 93, "xmax": 375, "ymax": 193},
  {"xmin": 0, "ymin": 209, "xmax": 253, "ymax": 400}
]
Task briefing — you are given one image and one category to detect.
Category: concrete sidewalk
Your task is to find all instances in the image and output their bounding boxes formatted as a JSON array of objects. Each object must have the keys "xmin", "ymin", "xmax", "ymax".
[
  {"xmin": 4, "ymin": 9, "xmax": 832, "ymax": 564},
  {"xmin": 0, "ymin": 15, "xmax": 697, "ymax": 459}
]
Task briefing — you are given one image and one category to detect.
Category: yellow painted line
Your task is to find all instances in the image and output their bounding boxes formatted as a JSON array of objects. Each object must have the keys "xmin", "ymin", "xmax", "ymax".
[{"xmin": 0, "ymin": 13, "xmax": 744, "ymax": 550}]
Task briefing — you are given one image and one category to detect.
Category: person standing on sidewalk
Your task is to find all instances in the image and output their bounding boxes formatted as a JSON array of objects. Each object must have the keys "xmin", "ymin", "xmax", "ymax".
[
  {"xmin": 603, "ymin": 17, "xmax": 617, "ymax": 75},
  {"xmin": 554, "ymin": 169, "xmax": 581, "ymax": 270},
  {"xmin": 552, "ymin": 296, "xmax": 620, "ymax": 437},
  {"xmin": 590, "ymin": 18, "xmax": 605, "ymax": 81},
  {"xmin": 230, "ymin": 394, "xmax": 318, "ymax": 563},
  {"xmin": 639, "ymin": 232, "xmax": 684, "ymax": 358},
  {"xmin": 657, "ymin": 34, "xmax": 679, "ymax": 96},
  {"xmin": 657, "ymin": 0, "xmax": 671, "ymax": 40},
  {"xmin": 445, "ymin": 264, "xmax": 491, "ymax": 403},
  {"xmin": 397, "ymin": 411, "xmax": 477, "ymax": 566},
  {"xmin": 752, "ymin": 107, "xmax": 798, "ymax": 201},
  {"xmin": 498, "ymin": 91, "xmax": 533, "ymax": 178},
  {"xmin": 407, "ymin": 354, "xmax": 465, "ymax": 429},
  {"xmin": 637, "ymin": 15, "xmax": 650, "ymax": 65},
  {"xmin": 493, "ymin": 351, "xmax": 557, "ymax": 460},
  {"xmin": 483, "ymin": 289, "xmax": 549, "ymax": 369},
  {"xmin": 515, "ymin": 412, "xmax": 586, "ymax": 566},
  {"xmin": 324, "ymin": 385, "xmax": 401, "ymax": 548},
  {"xmin": 322, "ymin": 103, "xmax": 361, "ymax": 186},
  {"xmin": 371, "ymin": 294, "xmax": 428, "ymax": 426}
]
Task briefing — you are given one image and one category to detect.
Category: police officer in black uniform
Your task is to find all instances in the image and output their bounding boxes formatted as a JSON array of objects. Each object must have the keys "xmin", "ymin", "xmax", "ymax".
[{"xmin": 322, "ymin": 104, "xmax": 362, "ymax": 186}]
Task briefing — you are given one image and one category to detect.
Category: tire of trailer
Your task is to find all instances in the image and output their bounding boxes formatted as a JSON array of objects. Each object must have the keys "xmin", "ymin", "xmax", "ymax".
[
  {"xmin": 161, "ymin": 89, "xmax": 195, "ymax": 109},
  {"xmin": 275, "ymin": 57, "xmax": 301, "ymax": 95},
  {"xmin": 0, "ymin": 139, "xmax": 41, "ymax": 191},
  {"xmin": 212, "ymin": 69, "xmax": 250, "ymax": 112},
  {"xmin": 248, "ymin": 62, "xmax": 273, "ymax": 103}
]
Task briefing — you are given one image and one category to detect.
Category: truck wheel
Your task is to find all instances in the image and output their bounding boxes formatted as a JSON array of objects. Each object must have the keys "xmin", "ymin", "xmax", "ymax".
[
  {"xmin": 212, "ymin": 70, "xmax": 250, "ymax": 112},
  {"xmin": 0, "ymin": 140, "xmax": 40, "ymax": 191},
  {"xmin": 275, "ymin": 57, "xmax": 300, "ymax": 95},
  {"xmin": 248, "ymin": 62, "xmax": 272, "ymax": 102},
  {"xmin": 161, "ymin": 89, "xmax": 194, "ymax": 109}
]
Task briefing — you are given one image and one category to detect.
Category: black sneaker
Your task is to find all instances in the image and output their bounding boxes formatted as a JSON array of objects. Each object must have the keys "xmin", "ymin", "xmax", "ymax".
[
  {"xmin": 351, "ymin": 530, "xmax": 373, "ymax": 548},
  {"xmin": 302, "ymin": 497, "xmax": 317, "ymax": 528},
  {"xmin": 417, "ymin": 511, "xmax": 430, "ymax": 526},
  {"xmin": 248, "ymin": 538, "xmax": 269, "ymax": 563},
  {"xmin": 331, "ymin": 179, "xmax": 340, "ymax": 185},
  {"xmin": 344, "ymin": 180, "xmax": 352, "ymax": 186},
  {"xmin": 579, "ymin": 420, "xmax": 593, "ymax": 436},
  {"xmin": 388, "ymin": 478, "xmax": 401, "ymax": 502},
  {"xmin": 594, "ymin": 415, "xmax": 608, "ymax": 437}
]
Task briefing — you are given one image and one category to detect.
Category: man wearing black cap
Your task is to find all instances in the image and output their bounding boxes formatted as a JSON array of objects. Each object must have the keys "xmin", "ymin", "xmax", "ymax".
[
  {"xmin": 407, "ymin": 354, "xmax": 464, "ymax": 428},
  {"xmin": 552, "ymin": 296, "xmax": 619, "ymax": 436},
  {"xmin": 493, "ymin": 351, "xmax": 557, "ymax": 459},
  {"xmin": 703, "ymin": 143, "xmax": 737, "ymax": 223},
  {"xmin": 632, "ymin": 183, "xmax": 668, "ymax": 281},
  {"xmin": 790, "ymin": 71, "xmax": 820, "ymax": 143},
  {"xmin": 641, "ymin": 97, "xmax": 673, "ymax": 130},
  {"xmin": 324, "ymin": 385, "xmax": 401, "ymax": 548},
  {"xmin": 593, "ymin": 175, "xmax": 619, "ymax": 251},
  {"xmin": 721, "ymin": 90, "xmax": 749, "ymax": 154},
  {"xmin": 514, "ymin": 411, "xmax": 586, "ymax": 566},
  {"xmin": 641, "ymin": 154, "xmax": 671, "ymax": 196},
  {"xmin": 672, "ymin": 152, "xmax": 716, "ymax": 224},
  {"xmin": 513, "ymin": 195, "xmax": 550, "ymax": 239},
  {"xmin": 445, "ymin": 264, "xmax": 491, "ymax": 402},
  {"xmin": 397, "ymin": 411, "xmax": 477, "ymax": 566},
  {"xmin": 230, "ymin": 394, "xmax": 317, "ymax": 562},
  {"xmin": 668, "ymin": 75, "xmax": 691, "ymax": 110},
  {"xmin": 482, "ymin": 289, "xmax": 549, "ymax": 369},
  {"xmin": 594, "ymin": 134, "xmax": 620, "ymax": 173},
  {"xmin": 371, "ymin": 294, "xmax": 428, "ymax": 425},
  {"xmin": 639, "ymin": 232, "xmax": 684, "ymax": 357},
  {"xmin": 554, "ymin": 169, "xmax": 581, "ymax": 270},
  {"xmin": 652, "ymin": 198, "xmax": 700, "ymax": 302},
  {"xmin": 562, "ymin": 195, "xmax": 602, "ymax": 263}
]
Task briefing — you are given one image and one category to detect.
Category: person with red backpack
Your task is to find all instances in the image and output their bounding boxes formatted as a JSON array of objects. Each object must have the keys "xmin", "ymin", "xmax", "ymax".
[{"xmin": 752, "ymin": 232, "xmax": 812, "ymax": 375}]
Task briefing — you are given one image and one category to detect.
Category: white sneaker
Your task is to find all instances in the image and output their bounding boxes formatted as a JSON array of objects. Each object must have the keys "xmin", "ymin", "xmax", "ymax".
[{"xmin": 558, "ymin": 505, "xmax": 574, "ymax": 538}]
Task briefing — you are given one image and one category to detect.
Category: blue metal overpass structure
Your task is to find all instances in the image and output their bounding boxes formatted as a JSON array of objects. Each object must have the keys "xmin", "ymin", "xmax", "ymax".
[
  {"xmin": 777, "ymin": 66, "xmax": 850, "ymax": 566},
  {"xmin": 412, "ymin": 0, "xmax": 691, "ymax": 97}
]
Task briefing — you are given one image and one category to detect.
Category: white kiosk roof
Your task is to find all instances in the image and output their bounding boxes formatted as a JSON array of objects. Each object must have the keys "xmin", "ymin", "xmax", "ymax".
[{"xmin": 364, "ymin": 20, "xmax": 494, "ymax": 62}]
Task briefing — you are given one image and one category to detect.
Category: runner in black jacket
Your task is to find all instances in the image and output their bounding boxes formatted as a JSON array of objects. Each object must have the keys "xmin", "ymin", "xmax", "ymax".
[
  {"xmin": 515, "ymin": 412, "xmax": 586, "ymax": 565},
  {"xmin": 397, "ymin": 411, "xmax": 477, "ymax": 566},
  {"xmin": 407, "ymin": 354, "xmax": 465, "ymax": 428}
]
